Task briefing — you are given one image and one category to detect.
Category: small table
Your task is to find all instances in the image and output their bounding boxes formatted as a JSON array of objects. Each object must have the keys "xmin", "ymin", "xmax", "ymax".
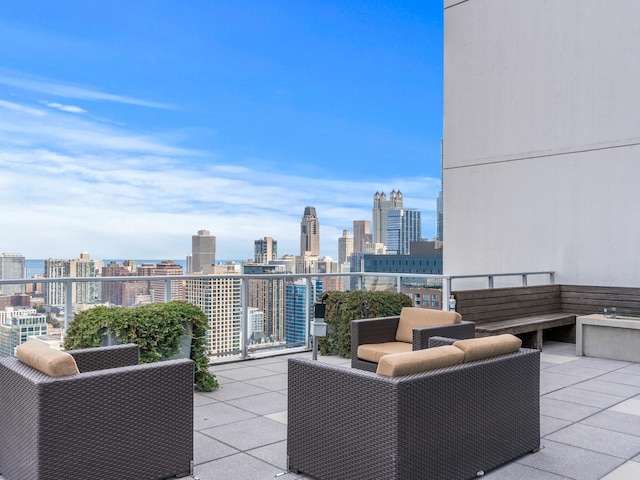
[{"xmin": 576, "ymin": 314, "xmax": 640, "ymax": 362}]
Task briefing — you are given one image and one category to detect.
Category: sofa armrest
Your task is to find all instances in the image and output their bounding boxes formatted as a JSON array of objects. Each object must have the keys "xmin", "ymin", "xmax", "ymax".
[
  {"xmin": 413, "ymin": 321, "xmax": 476, "ymax": 350},
  {"xmin": 67, "ymin": 343, "xmax": 140, "ymax": 372}
]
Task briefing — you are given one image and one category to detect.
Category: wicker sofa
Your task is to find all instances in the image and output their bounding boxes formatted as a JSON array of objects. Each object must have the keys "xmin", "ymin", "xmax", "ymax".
[
  {"xmin": 0, "ymin": 343, "xmax": 194, "ymax": 480},
  {"xmin": 351, "ymin": 307, "xmax": 476, "ymax": 371},
  {"xmin": 288, "ymin": 336, "xmax": 540, "ymax": 480}
]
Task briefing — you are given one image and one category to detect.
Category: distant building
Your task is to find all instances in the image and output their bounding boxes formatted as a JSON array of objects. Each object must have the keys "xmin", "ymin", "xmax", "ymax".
[
  {"xmin": 300, "ymin": 206, "xmax": 320, "ymax": 257},
  {"xmin": 44, "ymin": 253, "xmax": 102, "ymax": 307},
  {"xmin": 353, "ymin": 220, "xmax": 372, "ymax": 254},
  {"xmin": 149, "ymin": 260, "xmax": 184, "ymax": 303},
  {"xmin": 0, "ymin": 253, "xmax": 26, "ymax": 295},
  {"xmin": 189, "ymin": 229, "xmax": 216, "ymax": 273},
  {"xmin": 101, "ymin": 261, "xmax": 148, "ymax": 306},
  {"xmin": 285, "ymin": 279, "xmax": 322, "ymax": 345},
  {"xmin": 0, "ymin": 307, "xmax": 48, "ymax": 356},
  {"xmin": 386, "ymin": 209, "xmax": 422, "ymax": 255},
  {"xmin": 435, "ymin": 189, "xmax": 443, "ymax": 242},
  {"xmin": 337, "ymin": 230, "xmax": 353, "ymax": 265},
  {"xmin": 372, "ymin": 190, "xmax": 403, "ymax": 246},
  {"xmin": 254, "ymin": 237, "xmax": 277, "ymax": 264}
]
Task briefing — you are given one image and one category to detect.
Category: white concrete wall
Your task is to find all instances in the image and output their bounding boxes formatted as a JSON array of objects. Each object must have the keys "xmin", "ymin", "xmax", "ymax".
[{"xmin": 443, "ymin": 0, "xmax": 640, "ymax": 286}]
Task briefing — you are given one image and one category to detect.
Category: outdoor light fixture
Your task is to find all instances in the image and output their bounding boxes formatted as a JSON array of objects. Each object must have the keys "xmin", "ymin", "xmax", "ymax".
[{"xmin": 312, "ymin": 293, "xmax": 329, "ymax": 360}]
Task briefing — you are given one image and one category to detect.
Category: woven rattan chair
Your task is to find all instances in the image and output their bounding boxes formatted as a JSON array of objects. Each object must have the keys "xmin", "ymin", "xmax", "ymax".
[
  {"xmin": 0, "ymin": 344, "xmax": 194, "ymax": 480},
  {"xmin": 351, "ymin": 308, "xmax": 476, "ymax": 371},
  {"xmin": 288, "ymin": 344, "xmax": 540, "ymax": 480}
]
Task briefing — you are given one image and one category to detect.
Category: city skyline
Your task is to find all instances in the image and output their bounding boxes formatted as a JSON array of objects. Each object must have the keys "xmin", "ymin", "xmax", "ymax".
[{"xmin": 0, "ymin": 2, "xmax": 443, "ymax": 260}]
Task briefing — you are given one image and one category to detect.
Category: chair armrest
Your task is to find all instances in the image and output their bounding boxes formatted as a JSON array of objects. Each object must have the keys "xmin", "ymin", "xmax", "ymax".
[
  {"xmin": 413, "ymin": 321, "xmax": 476, "ymax": 350},
  {"xmin": 427, "ymin": 336, "xmax": 457, "ymax": 347},
  {"xmin": 67, "ymin": 343, "xmax": 140, "ymax": 372},
  {"xmin": 351, "ymin": 316, "xmax": 400, "ymax": 368}
]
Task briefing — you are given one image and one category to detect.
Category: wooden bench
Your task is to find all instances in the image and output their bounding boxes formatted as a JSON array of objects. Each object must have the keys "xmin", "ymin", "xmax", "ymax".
[
  {"xmin": 453, "ymin": 284, "xmax": 640, "ymax": 350},
  {"xmin": 453, "ymin": 285, "xmax": 573, "ymax": 350}
]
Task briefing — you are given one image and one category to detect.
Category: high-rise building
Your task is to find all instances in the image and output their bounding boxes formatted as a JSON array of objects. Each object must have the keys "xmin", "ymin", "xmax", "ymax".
[
  {"xmin": 353, "ymin": 220, "xmax": 372, "ymax": 254},
  {"xmin": 300, "ymin": 206, "xmax": 320, "ymax": 257},
  {"xmin": 0, "ymin": 307, "xmax": 48, "ymax": 356},
  {"xmin": 44, "ymin": 253, "xmax": 102, "ymax": 307},
  {"xmin": 254, "ymin": 237, "xmax": 277, "ymax": 263},
  {"xmin": 189, "ymin": 229, "xmax": 216, "ymax": 273},
  {"xmin": 186, "ymin": 275, "xmax": 241, "ymax": 358},
  {"xmin": 435, "ymin": 189, "xmax": 443, "ymax": 242},
  {"xmin": 338, "ymin": 230, "xmax": 353, "ymax": 265},
  {"xmin": 285, "ymin": 279, "xmax": 322, "ymax": 345},
  {"xmin": 386, "ymin": 209, "xmax": 422, "ymax": 255},
  {"xmin": 0, "ymin": 253, "xmax": 26, "ymax": 295},
  {"xmin": 150, "ymin": 261, "xmax": 184, "ymax": 303},
  {"xmin": 372, "ymin": 190, "xmax": 403, "ymax": 246},
  {"xmin": 101, "ymin": 261, "xmax": 149, "ymax": 306}
]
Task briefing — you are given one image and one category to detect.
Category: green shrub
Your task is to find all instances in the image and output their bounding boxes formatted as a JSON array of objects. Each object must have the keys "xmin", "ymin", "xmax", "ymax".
[
  {"xmin": 64, "ymin": 300, "xmax": 218, "ymax": 391},
  {"xmin": 318, "ymin": 290, "xmax": 412, "ymax": 357}
]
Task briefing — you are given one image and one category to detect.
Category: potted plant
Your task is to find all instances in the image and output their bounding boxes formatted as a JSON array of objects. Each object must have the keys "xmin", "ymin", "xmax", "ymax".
[{"xmin": 64, "ymin": 301, "xmax": 218, "ymax": 391}]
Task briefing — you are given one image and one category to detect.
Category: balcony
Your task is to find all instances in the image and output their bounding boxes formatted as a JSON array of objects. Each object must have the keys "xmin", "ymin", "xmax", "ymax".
[{"xmin": 1, "ymin": 272, "xmax": 639, "ymax": 479}]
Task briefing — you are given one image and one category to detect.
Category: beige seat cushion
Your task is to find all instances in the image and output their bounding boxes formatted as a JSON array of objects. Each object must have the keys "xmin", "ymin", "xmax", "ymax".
[
  {"xmin": 16, "ymin": 341, "xmax": 80, "ymax": 377},
  {"xmin": 453, "ymin": 334, "xmax": 522, "ymax": 362},
  {"xmin": 357, "ymin": 341, "xmax": 413, "ymax": 363},
  {"xmin": 395, "ymin": 307, "xmax": 462, "ymax": 343},
  {"xmin": 376, "ymin": 345, "xmax": 465, "ymax": 377}
]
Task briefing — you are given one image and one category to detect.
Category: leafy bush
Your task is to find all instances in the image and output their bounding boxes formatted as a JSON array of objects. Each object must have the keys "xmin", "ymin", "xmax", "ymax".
[
  {"xmin": 64, "ymin": 300, "xmax": 218, "ymax": 391},
  {"xmin": 318, "ymin": 290, "xmax": 412, "ymax": 357}
]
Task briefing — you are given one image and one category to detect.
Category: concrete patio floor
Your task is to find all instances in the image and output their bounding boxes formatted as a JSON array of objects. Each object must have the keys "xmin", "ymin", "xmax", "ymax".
[
  {"xmin": 3, "ymin": 341, "xmax": 635, "ymax": 480},
  {"xmin": 189, "ymin": 341, "xmax": 640, "ymax": 480}
]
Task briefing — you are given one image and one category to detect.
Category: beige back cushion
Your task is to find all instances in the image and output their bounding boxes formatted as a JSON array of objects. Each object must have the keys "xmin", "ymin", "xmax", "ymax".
[
  {"xmin": 453, "ymin": 334, "xmax": 522, "ymax": 362},
  {"xmin": 376, "ymin": 345, "xmax": 465, "ymax": 377},
  {"xmin": 357, "ymin": 341, "xmax": 413, "ymax": 364},
  {"xmin": 395, "ymin": 307, "xmax": 462, "ymax": 343},
  {"xmin": 16, "ymin": 341, "xmax": 80, "ymax": 377}
]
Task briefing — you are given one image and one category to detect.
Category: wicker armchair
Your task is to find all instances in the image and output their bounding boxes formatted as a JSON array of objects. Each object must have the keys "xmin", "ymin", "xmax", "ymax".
[
  {"xmin": 351, "ymin": 309, "xmax": 476, "ymax": 371},
  {"xmin": 288, "ymin": 345, "xmax": 540, "ymax": 480},
  {"xmin": 0, "ymin": 344, "xmax": 194, "ymax": 480}
]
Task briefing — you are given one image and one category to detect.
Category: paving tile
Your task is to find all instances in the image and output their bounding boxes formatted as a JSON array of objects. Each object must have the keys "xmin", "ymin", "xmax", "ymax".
[
  {"xmin": 194, "ymin": 431, "xmax": 239, "ymax": 465},
  {"xmin": 201, "ymin": 380, "xmax": 271, "ymax": 401},
  {"xmin": 247, "ymin": 439, "xmax": 289, "ymax": 470},
  {"xmin": 544, "ymin": 363, "xmax": 609, "ymax": 381},
  {"xmin": 600, "ymin": 460, "xmax": 640, "ymax": 479},
  {"xmin": 194, "ymin": 452, "xmax": 291, "ymax": 480},
  {"xmin": 540, "ymin": 371, "xmax": 585, "ymax": 395},
  {"xmin": 540, "ymin": 397, "xmax": 601, "ymax": 422},
  {"xmin": 202, "ymin": 416, "xmax": 287, "ymax": 451},
  {"xmin": 226, "ymin": 391, "xmax": 287, "ymax": 416},
  {"xmin": 541, "ymin": 353, "xmax": 579, "ymax": 365},
  {"xmin": 610, "ymin": 399, "xmax": 640, "ymax": 416},
  {"xmin": 571, "ymin": 379, "xmax": 640, "ymax": 398},
  {"xmin": 572, "ymin": 357, "xmax": 633, "ymax": 371},
  {"xmin": 544, "ymin": 386, "xmax": 628, "ymax": 409},
  {"xmin": 598, "ymin": 372, "xmax": 640, "ymax": 387},
  {"xmin": 540, "ymin": 415, "xmax": 573, "ymax": 437},
  {"xmin": 582, "ymin": 410, "xmax": 640, "ymax": 438},
  {"xmin": 482, "ymin": 461, "xmax": 572, "ymax": 479},
  {"xmin": 194, "ymin": 392, "xmax": 219, "ymax": 407},
  {"xmin": 194, "ymin": 401, "xmax": 256, "ymax": 429},
  {"xmin": 546, "ymin": 423, "xmax": 640, "ymax": 459},
  {"xmin": 214, "ymin": 365, "xmax": 282, "ymax": 381},
  {"xmin": 618, "ymin": 364, "xmax": 640, "ymax": 375},
  {"xmin": 518, "ymin": 439, "xmax": 626, "ymax": 480},
  {"xmin": 265, "ymin": 410, "xmax": 287, "ymax": 425},
  {"xmin": 541, "ymin": 342, "xmax": 577, "ymax": 356},
  {"xmin": 244, "ymin": 372, "xmax": 288, "ymax": 391},
  {"xmin": 253, "ymin": 360, "xmax": 289, "ymax": 374}
]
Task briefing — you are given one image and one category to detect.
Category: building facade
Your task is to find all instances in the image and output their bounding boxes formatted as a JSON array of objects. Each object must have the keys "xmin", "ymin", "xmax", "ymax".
[
  {"xmin": 0, "ymin": 253, "xmax": 26, "ymax": 295},
  {"xmin": 254, "ymin": 237, "xmax": 277, "ymax": 264},
  {"xmin": 300, "ymin": 206, "xmax": 320, "ymax": 256},
  {"xmin": 443, "ymin": 0, "xmax": 640, "ymax": 286},
  {"xmin": 337, "ymin": 230, "xmax": 353, "ymax": 265},
  {"xmin": 285, "ymin": 279, "xmax": 322, "ymax": 345},
  {"xmin": 353, "ymin": 220, "xmax": 372, "ymax": 254},
  {"xmin": 372, "ymin": 190, "xmax": 403, "ymax": 246},
  {"xmin": 385, "ymin": 209, "xmax": 422, "ymax": 255},
  {"xmin": 189, "ymin": 229, "xmax": 216, "ymax": 273}
]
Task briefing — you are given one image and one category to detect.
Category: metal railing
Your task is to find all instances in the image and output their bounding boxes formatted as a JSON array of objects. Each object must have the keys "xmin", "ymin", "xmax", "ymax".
[{"xmin": 0, "ymin": 270, "xmax": 554, "ymax": 362}]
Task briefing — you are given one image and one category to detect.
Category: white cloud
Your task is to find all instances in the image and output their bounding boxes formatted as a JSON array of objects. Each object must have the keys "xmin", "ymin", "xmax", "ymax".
[{"xmin": 41, "ymin": 101, "xmax": 87, "ymax": 114}]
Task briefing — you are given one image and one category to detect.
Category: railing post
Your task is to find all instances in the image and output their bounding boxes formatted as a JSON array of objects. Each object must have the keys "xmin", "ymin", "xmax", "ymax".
[
  {"xmin": 550, "ymin": 272, "xmax": 555, "ymax": 284},
  {"xmin": 164, "ymin": 278, "xmax": 171, "ymax": 303},
  {"xmin": 522, "ymin": 274, "xmax": 528, "ymax": 286},
  {"xmin": 305, "ymin": 277, "xmax": 312, "ymax": 350},
  {"xmin": 442, "ymin": 277, "xmax": 451, "ymax": 311},
  {"xmin": 488, "ymin": 276, "xmax": 494, "ymax": 289},
  {"xmin": 64, "ymin": 278, "xmax": 73, "ymax": 331},
  {"xmin": 241, "ymin": 277, "xmax": 249, "ymax": 359},
  {"xmin": 397, "ymin": 275, "xmax": 402, "ymax": 294}
]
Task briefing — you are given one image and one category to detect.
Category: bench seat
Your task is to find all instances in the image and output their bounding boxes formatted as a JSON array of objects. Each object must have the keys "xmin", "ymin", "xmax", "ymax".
[{"xmin": 474, "ymin": 313, "xmax": 576, "ymax": 350}]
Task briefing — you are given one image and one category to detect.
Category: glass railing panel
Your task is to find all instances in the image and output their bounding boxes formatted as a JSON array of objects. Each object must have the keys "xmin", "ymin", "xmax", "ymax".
[{"xmin": 400, "ymin": 276, "xmax": 444, "ymax": 309}]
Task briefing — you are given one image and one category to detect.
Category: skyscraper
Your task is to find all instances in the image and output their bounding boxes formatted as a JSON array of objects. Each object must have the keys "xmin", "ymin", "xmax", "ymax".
[
  {"xmin": 435, "ymin": 189, "xmax": 443, "ymax": 242},
  {"xmin": 254, "ymin": 237, "xmax": 277, "ymax": 263},
  {"xmin": 0, "ymin": 253, "xmax": 26, "ymax": 295},
  {"xmin": 353, "ymin": 220, "xmax": 372, "ymax": 254},
  {"xmin": 300, "ymin": 206, "xmax": 320, "ymax": 256},
  {"xmin": 189, "ymin": 229, "xmax": 216, "ymax": 273},
  {"xmin": 285, "ymin": 278, "xmax": 322, "ymax": 345},
  {"xmin": 386, "ymin": 209, "xmax": 422, "ymax": 255},
  {"xmin": 338, "ymin": 230, "xmax": 353, "ymax": 265},
  {"xmin": 372, "ymin": 190, "xmax": 403, "ymax": 246}
]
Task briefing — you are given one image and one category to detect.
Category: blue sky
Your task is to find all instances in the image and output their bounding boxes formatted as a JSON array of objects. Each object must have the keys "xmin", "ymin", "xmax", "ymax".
[{"xmin": 0, "ymin": 1, "xmax": 443, "ymax": 261}]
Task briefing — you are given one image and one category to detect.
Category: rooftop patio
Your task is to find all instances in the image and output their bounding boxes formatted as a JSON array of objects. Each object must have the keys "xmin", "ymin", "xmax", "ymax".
[{"xmin": 161, "ymin": 340, "xmax": 640, "ymax": 480}]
